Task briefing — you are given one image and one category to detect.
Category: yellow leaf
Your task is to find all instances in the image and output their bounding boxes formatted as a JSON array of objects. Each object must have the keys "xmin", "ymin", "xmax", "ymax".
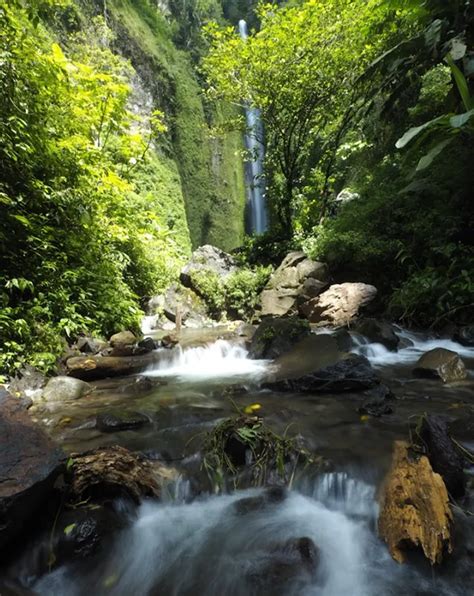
[
  {"xmin": 244, "ymin": 403, "xmax": 262, "ymax": 414},
  {"xmin": 360, "ymin": 415, "xmax": 370, "ymax": 422}
]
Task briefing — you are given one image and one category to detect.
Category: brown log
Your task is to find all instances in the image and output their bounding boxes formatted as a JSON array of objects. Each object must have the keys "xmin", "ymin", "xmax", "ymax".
[
  {"xmin": 378, "ymin": 440, "xmax": 452, "ymax": 565},
  {"xmin": 66, "ymin": 353, "xmax": 157, "ymax": 380}
]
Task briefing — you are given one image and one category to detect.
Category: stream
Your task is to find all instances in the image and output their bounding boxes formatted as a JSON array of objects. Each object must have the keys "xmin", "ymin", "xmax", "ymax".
[{"xmin": 5, "ymin": 327, "xmax": 474, "ymax": 595}]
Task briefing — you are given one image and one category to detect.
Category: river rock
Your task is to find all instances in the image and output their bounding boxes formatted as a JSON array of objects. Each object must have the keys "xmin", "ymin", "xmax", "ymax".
[
  {"xmin": 76, "ymin": 336, "xmax": 108, "ymax": 355},
  {"xmin": 96, "ymin": 410, "xmax": 150, "ymax": 433},
  {"xmin": 413, "ymin": 348, "xmax": 467, "ymax": 383},
  {"xmin": 260, "ymin": 252, "xmax": 328, "ymax": 317},
  {"xmin": 300, "ymin": 282, "xmax": 377, "ymax": 327},
  {"xmin": 41, "ymin": 376, "xmax": 92, "ymax": 402},
  {"xmin": 68, "ymin": 445, "xmax": 178, "ymax": 504},
  {"xmin": 137, "ymin": 336, "xmax": 159, "ymax": 351},
  {"xmin": 353, "ymin": 318, "xmax": 399, "ymax": 351},
  {"xmin": 453, "ymin": 325, "xmax": 474, "ymax": 347},
  {"xmin": 180, "ymin": 245, "xmax": 237, "ymax": 292},
  {"xmin": 0, "ymin": 389, "xmax": 64, "ymax": 553},
  {"xmin": 233, "ymin": 487, "xmax": 287, "ymax": 515},
  {"xmin": 378, "ymin": 440, "xmax": 452, "ymax": 565},
  {"xmin": 268, "ymin": 354, "xmax": 378, "ymax": 393},
  {"xmin": 248, "ymin": 316, "xmax": 312, "ymax": 359},
  {"xmin": 358, "ymin": 385, "xmax": 395, "ymax": 417},
  {"xmin": 419, "ymin": 415, "xmax": 466, "ymax": 498}
]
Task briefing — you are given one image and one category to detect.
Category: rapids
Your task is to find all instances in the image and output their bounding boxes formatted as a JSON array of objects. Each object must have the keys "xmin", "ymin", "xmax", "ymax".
[{"xmin": 3, "ymin": 326, "xmax": 474, "ymax": 595}]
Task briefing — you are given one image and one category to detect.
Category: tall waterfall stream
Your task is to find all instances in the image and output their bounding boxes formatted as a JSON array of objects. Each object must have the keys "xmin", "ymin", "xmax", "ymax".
[{"xmin": 4, "ymin": 328, "xmax": 474, "ymax": 595}]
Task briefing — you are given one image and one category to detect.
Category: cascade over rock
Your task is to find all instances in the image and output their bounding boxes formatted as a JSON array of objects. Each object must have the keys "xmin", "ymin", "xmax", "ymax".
[{"xmin": 248, "ymin": 315, "xmax": 312, "ymax": 359}]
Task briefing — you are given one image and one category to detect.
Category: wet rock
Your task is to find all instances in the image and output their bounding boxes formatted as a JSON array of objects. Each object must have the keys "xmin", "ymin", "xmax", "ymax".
[
  {"xmin": 332, "ymin": 327, "xmax": 353, "ymax": 351},
  {"xmin": 419, "ymin": 415, "xmax": 466, "ymax": 498},
  {"xmin": 268, "ymin": 354, "xmax": 379, "ymax": 393},
  {"xmin": 248, "ymin": 316, "xmax": 311, "ymax": 360},
  {"xmin": 260, "ymin": 252, "xmax": 328, "ymax": 317},
  {"xmin": 413, "ymin": 348, "xmax": 467, "ymax": 383},
  {"xmin": 358, "ymin": 385, "xmax": 394, "ymax": 417},
  {"xmin": 110, "ymin": 330, "xmax": 136, "ymax": 348},
  {"xmin": 117, "ymin": 375, "xmax": 156, "ymax": 395},
  {"xmin": 137, "ymin": 336, "xmax": 159, "ymax": 352},
  {"xmin": 0, "ymin": 389, "xmax": 64, "ymax": 553},
  {"xmin": 69, "ymin": 445, "xmax": 178, "ymax": 504},
  {"xmin": 272, "ymin": 334, "xmax": 341, "ymax": 380},
  {"xmin": 96, "ymin": 410, "xmax": 150, "ymax": 433},
  {"xmin": 41, "ymin": 376, "xmax": 92, "ymax": 402},
  {"xmin": 7, "ymin": 365, "xmax": 45, "ymax": 399},
  {"xmin": 248, "ymin": 535, "xmax": 319, "ymax": 593},
  {"xmin": 378, "ymin": 440, "xmax": 452, "ymax": 565},
  {"xmin": 300, "ymin": 282, "xmax": 377, "ymax": 327},
  {"xmin": 76, "ymin": 336, "xmax": 108, "ymax": 355},
  {"xmin": 66, "ymin": 353, "xmax": 155, "ymax": 381},
  {"xmin": 233, "ymin": 487, "xmax": 287, "ymax": 515},
  {"xmin": 180, "ymin": 245, "xmax": 237, "ymax": 292},
  {"xmin": 453, "ymin": 325, "xmax": 474, "ymax": 347},
  {"xmin": 353, "ymin": 318, "xmax": 399, "ymax": 351},
  {"xmin": 54, "ymin": 506, "xmax": 124, "ymax": 564}
]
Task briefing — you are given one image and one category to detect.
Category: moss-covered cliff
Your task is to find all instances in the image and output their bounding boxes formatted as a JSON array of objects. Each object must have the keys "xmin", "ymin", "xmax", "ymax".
[{"xmin": 91, "ymin": 0, "xmax": 246, "ymax": 250}]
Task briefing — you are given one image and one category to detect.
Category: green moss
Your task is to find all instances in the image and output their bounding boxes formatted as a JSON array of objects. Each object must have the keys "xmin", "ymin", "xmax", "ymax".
[{"xmin": 106, "ymin": 0, "xmax": 246, "ymax": 250}]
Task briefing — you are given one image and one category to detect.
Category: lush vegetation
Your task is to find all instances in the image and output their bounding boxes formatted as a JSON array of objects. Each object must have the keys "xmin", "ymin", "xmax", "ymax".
[
  {"xmin": 0, "ymin": 1, "xmax": 191, "ymax": 375},
  {"xmin": 205, "ymin": 0, "xmax": 474, "ymax": 327}
]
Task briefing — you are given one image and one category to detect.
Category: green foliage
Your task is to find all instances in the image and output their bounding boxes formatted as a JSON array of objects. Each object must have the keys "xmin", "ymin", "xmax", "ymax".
[
  {"xmin": 191, "ymin": 265, "xmax": 271, "ymax": 320},
  {"xmin": 0, "ymin": 4, "xmax": 190, "ymax": 375}
]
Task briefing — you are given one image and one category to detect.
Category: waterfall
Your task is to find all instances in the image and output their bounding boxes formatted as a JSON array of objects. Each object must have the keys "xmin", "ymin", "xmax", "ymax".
[{"xmin": 238, "ymin": 19, "xmax": 268, "ymax": 235}]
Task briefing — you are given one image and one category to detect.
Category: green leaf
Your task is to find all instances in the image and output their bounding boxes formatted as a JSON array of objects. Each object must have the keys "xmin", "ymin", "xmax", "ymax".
[
  {"xmin": 449, "ymin": 109, "xmax": 474, "ymax": 128},
  {"xmin": 66, "ymin": 457, "xmax": 74, "ymax": 471},
  {"xmin": 63, "ymin": 523, "xmax": 76, "ymax": 536},
  {"xmin": 447, "ymin": 55, "xmax": 474, "ymax": 112},
  {"xmin": 395, "ymin": 116, "xmax": 446, "ymax": 149},
  {"xmin": 416, "ymin": 138, "xmax": 453, "ymax": 171}
]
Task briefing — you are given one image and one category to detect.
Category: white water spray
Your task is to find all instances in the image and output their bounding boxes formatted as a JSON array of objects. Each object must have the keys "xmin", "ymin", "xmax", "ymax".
[
  {"xmin": 238, "ymin": 19, "xmax": 268, "ymax": 235},
  {"xmin": 143, "ymin": 339, "xmax": 271, "ymax": 383}
]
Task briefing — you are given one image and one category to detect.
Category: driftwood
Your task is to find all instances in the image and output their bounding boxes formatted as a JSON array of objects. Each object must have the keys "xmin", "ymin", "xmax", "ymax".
[
  {"xmin": 378, "ymin": 441, "xmax": 452, "ymax": 565},
  {"xmin": 66, "ymin": 354, "xmax": 156, "ymax": 380},
  {"xmin": 69, "ymin": 445, "xmax": 178, "ymax": 504}
]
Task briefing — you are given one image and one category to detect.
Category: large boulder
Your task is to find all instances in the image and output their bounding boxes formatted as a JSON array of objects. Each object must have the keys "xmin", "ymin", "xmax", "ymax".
[
  {"xmin": 267, "ymin": 354, "xmax": 378, "ymax": 393},
  {"xmin": 300, "ymin": 282, "xmax": 377, "ymax": 327},
  {"xmin": 378, "ymin": 441, "xmax": 452, "ymax": 565},
  {"xmin": 260, "ymin": 252, "xmax": 328, "ymax": 317},
  {"xmin": 413, "ymin": 348, "xmax": 467, "ymax": 383},
  {"xmin": 41, "ymin": 376, "xmax": 92, "ymax": 402},
  {"xmin": 248, "ymin": 316, "xmax": 312, "ymax": 360},
  {"xmin": 180, "ymin": 245, "xmax": 237, "ymax": 293},
  {"xmin": 0, "ymin": 389, "xmax": 64, "ymax": 553},
  {"xmin": 353, "ymin": 318, "xmax": 399, "ymax": 351},
  {"xmin": 109, "ymin": 330, "xmax": 145, "ymax": 357},
  {"xmin": 162, "ymin": 283, "xmax": 208, "ymax": 325},
  {"xmin": 76, "ymin": 336, "xmax": 108, "ymax": 355}
]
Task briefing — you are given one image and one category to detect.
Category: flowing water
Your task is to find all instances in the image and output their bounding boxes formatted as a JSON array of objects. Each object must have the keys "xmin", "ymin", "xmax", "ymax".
[
  {"xmin": 4, "ymin": 327, "xmax": 474, "ymax": 595},
  {"xmin": 238, "ymin": 20, "xmax": 268, "ymax": 235}
]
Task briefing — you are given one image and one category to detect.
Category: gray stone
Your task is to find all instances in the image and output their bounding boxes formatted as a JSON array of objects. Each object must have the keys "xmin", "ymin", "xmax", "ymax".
[
  {"xmin": 180, "ymin": 245, "xmax": 237, "ymax": 292},
  {"xmin": 300, "ymin": 283, "xmax": 377, "ymax": 327},
  {"xmin": 453, "ymin": 325, "xmax": 474, "ymax": 347},
  {"xmin": 413, "ymin": 348, "xmax": 467, "ymax": 383},
  {"xmin": 76, "ymin": 336, "xmax": 108, "ymax": 355},
  {"xmin": 260, "ymin": 252, "xmax": 328, "ymax": 317},
  {"xmin": 96, "ymin": 411, "xmax": 150, "ymax": 433},
  {"xmin": 162, "ymin": 283, "xmax": 207, "ymax": 324},
  {"xmin": 42, "ymin": 376, "xmax": 92, "ymax": 402},
  {"xmin": 353, "ymin": 318, "xmax": 399, "ymax": 351}
]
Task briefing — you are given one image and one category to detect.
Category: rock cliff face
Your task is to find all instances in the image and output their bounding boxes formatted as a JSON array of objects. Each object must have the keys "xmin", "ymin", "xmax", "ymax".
[{"xmin": 95, "ymin": 0, "xmax": 247, "ymax": 250}]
